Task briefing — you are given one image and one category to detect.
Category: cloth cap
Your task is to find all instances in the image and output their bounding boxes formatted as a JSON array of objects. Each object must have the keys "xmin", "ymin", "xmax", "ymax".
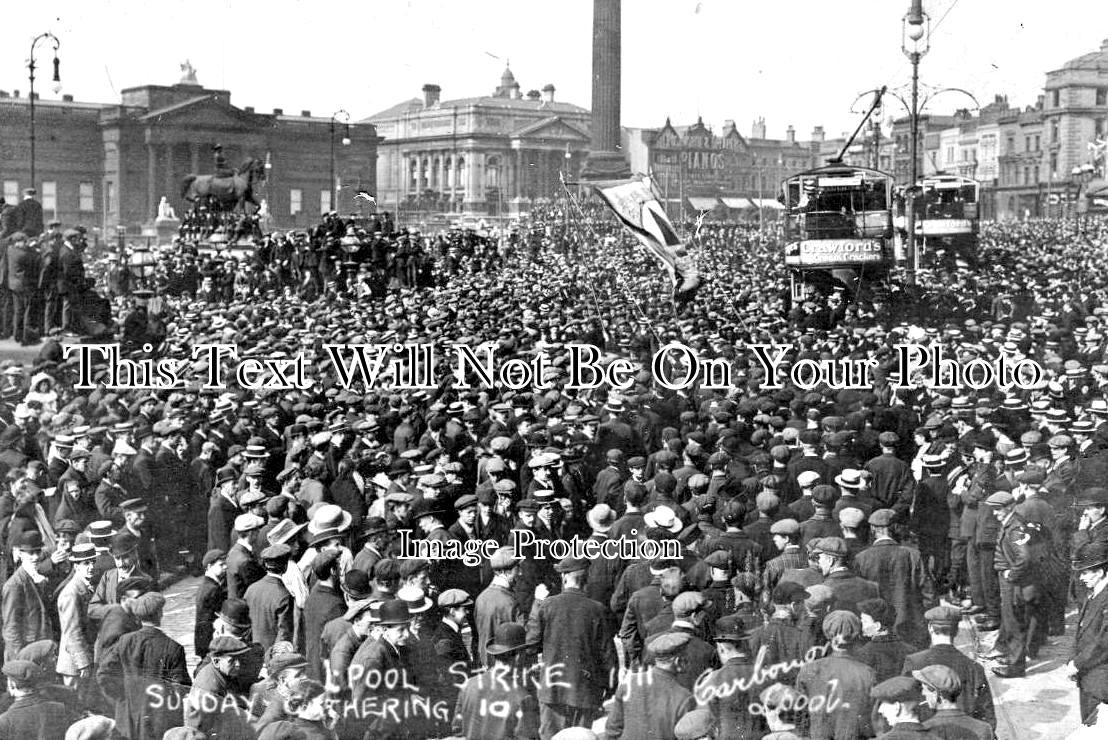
[
  {"xmin": 202, "ymin": 549, "xmax": 227, "ymax": 568},
  {"xmin": 812, "ymin": 484, "xmax": 839, "ymax": 506},
  {"xmin": 554, "ymin": 556, "xmax": 589, "ymax": 574},
  {"xmin": 772, "ymin": 581, "xmax": 810, "ymax": 604},
  {"xmin": 924, "ymin": 605, "xmax": 962, "ymax": 626},
  {"xmin": 796, "ymin": 470, "xmax": 821, "ymax": 487},
  {"xmin": 647, "ymin": 631, "xmax": 691, "ymax": 658},
  {"xmin": 871, "ymin": 675, "xmax": 924, "ymax": 705},
  {"xmin": 234, "ymin": 513, "xmax": 265, "ymax": 532},
  {"xmin": 812, "ymin": 536, "xmax": 848, "ymax": 557},
  {"xmin": 673, "ymin": 708, "xmax": 716, "ymax": 740},
  {"xmin": 490, "ymin": 547, "xmax": 518, "ymax": 570},
  {"xmin": 868, "ymin": 508, "xmax": 897, "ymax": 527},
  {"xmin": 770, "ymin": 518, "xmax": 800, "ymax": 535},
  {"xmin": 437, "ymin": 588, "xmax": 473, "ymax": 609},
  {"xmin": 912, "ymin": 664, "xmax": 961, "ymax": 695},
  {"xmin": 838, "ymin": 507, "xmax": 865, "ymax": 528},
  {"xmin": 129, "ymin": 592, "xmax": 166, "ymax": 621},
  {"xmin": 672, "ymin": 591, "xmax": 709, "ymax": 618},
  {"xmin": 2, "ymin": 659, "xmax": 41, "ymax": 682},
  {"xmin": 822, "ymin": 609, "xmax": 862, "ymax": 642},
  {"xmin": 984, "ymin": 491, "xmax": 1015, "ymax": 507},
  {"xmin": 208, "ymin": 636, "xmax": 251, "ymax": 657}
]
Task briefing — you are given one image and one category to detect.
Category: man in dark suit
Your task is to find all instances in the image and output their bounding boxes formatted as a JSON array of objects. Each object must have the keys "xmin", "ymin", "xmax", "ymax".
[
  {"xmin": 207, "ymin": 466, "xmax": 240, "ymax": 552},
  {"xmin": 348, "ymin": 600, "xmax": 414, "ymax": 736},
  {"xmin": 97, "ymin": 592, "xmax": 191, "ymax": 740},
  {"xmin": 57, "ymin": 228, "xmax": 85, "ymax": 332},
  {"xmin": 226, "ymin": 514, "xmax": 265, "ymax": 600},
  {"xmin": 303, "ymin": 551, "xmax": 344, "ymax": 681},
  {"xmin": 13, "ymin": 190, "xmax": 43, "ymax": 238},
  {"xmin": 194, "ymin": 550, "xmax": 227, "ymax": 661},
  {"xmin": 243, "ymin": 543, "xmax": 294, "ymax": 651},
  {"xmin": 853, "ymin": 509, "xmax": 930, "ymax": 647},
  {"xmin": 526, "ymin": 556, "xmax": 616, "ymax": 740},
  {"xmin": 1070, "ymin": 541, "xmax": 1108, "ymax": 725},
  {"xmin": 6, "ymin": 232, "xmax": 39, "ymax": 345},
  {"xmin": 431, "ymin": 588, "xmax": 474, "ymax": 673},
  {"xmin": 2, "ymin": 532, "xmax": 53, "ymax": 661},
  {"xmin": 815, "ymin": 536, "xmax": 880, "ymax": 614},
  {"xmin": 0, "ymin": 660, "xmax": 74, "ymax": 738},
  {"xmin": 902, "ymin": 605, "xmax": 996, "ymax": 731}
]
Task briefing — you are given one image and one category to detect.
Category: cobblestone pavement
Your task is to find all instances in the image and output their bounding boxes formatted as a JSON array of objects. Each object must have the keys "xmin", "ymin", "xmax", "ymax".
[{"xmin": 158, "ymin": 577, "xmax": 1085, "ymax": 739}]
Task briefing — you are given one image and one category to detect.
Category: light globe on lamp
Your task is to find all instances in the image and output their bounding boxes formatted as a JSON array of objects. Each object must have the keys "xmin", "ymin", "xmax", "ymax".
[
  {"xmin": 51, "ymin": 56, "xmax": 62, "ymax": 94},
  {"xmin": 906, "ymin": 21, "xmax": 925, "ymax": 42}
]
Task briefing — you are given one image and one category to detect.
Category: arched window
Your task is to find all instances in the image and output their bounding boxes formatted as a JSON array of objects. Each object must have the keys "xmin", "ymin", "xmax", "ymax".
[
  {"xmin": 444, "ymin": 158, "xmax": 453, "ymax": 189},
  {"xmin": 421, "ymin": 158, "xmax": 430, "ymax": 190},
  {"xmin": 409, "ymin": 159, "xmax": 418, "ymax": 192},
  {"xmin": 486, "ymin": 155, "xmax": 501, "ymax": 189},
  {"xmin": 431, "ymin": 158, "xmax": 441, "ymax": 190},
  {"xmin": 456, "ymin": 157, "xmax": 466, "ymax": 190}
]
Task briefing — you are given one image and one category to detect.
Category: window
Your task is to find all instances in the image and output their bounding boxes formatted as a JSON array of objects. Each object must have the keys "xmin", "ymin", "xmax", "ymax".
[
  {"xmin": 290, "ymin": 188, "xmax": 302, "ymax": 215},
  {"xmin": 1033, "ymin": 166, "xmax": 1040, "ymax": 183},
  {"xmin": 409, "ymin": 160, "xmax": 418, "ymax": 192},
  {"xmin": 946, "ymin": 147, "xmax": 954, "ymax": 163},
  {"xmin": 1050, "ymin": 152, "xmax": 1058, "ymax": 175},
  {"xmin": 2, "ymin": 181, "xmax": 17, "ymax": 205},
  {"xmin": 105, "ymin": 182, "xmax": 115, "ymax": 217},
  {"xmin": 320, "ymin": 190, "xmax": 332, "ymax": 214},
  {"xmin": 1052, "ymin": 90, "xmax": 1060, "ymax": 107},
  {"xmin": 1034, "ymin": 135, "xmax": 1040, "ymax": 151},
  {"xmin": 1098, "ymin": 88, "xmax": 1107, "ymax": 106},
  {"xmin": 1051, "ymin": 121, "xmax": 1059, "ymax": 143},
  {"xmin": 42, "ymin": 182, "xmax": 57, "ymax": 218},
  {"xmin": 79, "ymin": 182, "xmax": 94, "ymax": 213},
  {"xmin": 1007, "ymin": 136, "xmax": 1015, "ymax": 153},
  {"xmin": 1025, "ymin": 137, "xmax": 1031, "ymax": 152}
]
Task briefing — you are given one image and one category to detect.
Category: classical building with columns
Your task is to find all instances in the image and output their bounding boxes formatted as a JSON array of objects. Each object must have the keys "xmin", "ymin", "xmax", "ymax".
[
  {"xmin": 366, "ymin": 67, "xmax": 591, "ymax": 216},
  {"xmin": 0, "ymin": 66, "xmax": 378, "ymax": 238}
]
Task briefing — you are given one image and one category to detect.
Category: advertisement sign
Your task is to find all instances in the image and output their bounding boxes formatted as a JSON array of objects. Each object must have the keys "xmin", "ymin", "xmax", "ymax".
[{"xmin": 785, "ymin": 239, "xmax": 886, "ymax": 267}]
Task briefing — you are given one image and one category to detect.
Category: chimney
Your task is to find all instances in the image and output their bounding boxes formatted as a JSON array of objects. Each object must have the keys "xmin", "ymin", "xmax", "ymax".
[
  {"xmin": 752, "ymin": 117, "xmax": 766, "ymax": 139},
  {"xmin": 542, "ymin": 84, "xmax": 555, "ymax": 104},
  {"xmin": 786, "ymin": 125, "xmax": 796, "ymax": 143},
  {"xmin": 301, "ymin": 110, "xmax": 311, "ymax": 117},
  {"xmin": 244, "ymin": 105, "xmax": 254, "ymax": 113},
  {"xmin": 811, "ymin": 125, "xmax": 825, "ymax": 142},
  {"xmin": 273, "ymin": 108, "xmax": 283, "ymax": 115},
  {"xmin": 422, "ymin": 83, "xmax": 441, "ymax": 108},
  {"xmin": 527, "ymin": 90, "xmax": 541, "ymax": 102},
  {"xmin": 62, "ymin": 94, "xmax": 73, "ymax": 102}
]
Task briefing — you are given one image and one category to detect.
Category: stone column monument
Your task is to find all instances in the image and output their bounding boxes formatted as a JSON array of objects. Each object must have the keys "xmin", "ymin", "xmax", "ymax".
[{"xmin": 581, "ymin": 0, "xmax": 631, "ymax": 180}]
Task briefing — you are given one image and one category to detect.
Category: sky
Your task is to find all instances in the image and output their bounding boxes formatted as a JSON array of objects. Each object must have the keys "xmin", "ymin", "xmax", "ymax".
[{"xmin": 1, "ymin": 1, "xmax": 1107, "ymax": 140}]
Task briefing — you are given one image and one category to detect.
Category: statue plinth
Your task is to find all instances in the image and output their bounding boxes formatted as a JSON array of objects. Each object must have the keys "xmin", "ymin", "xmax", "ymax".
[{"xmin": 581, "ymin": 150, "xmax": 630, "ymax": 181}]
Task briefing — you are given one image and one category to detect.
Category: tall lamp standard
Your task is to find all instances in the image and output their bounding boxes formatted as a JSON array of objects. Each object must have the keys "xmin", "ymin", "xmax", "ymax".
[
  {"xmin": 330, "ymin": 110, "xmax": 351, "ymax": 213},
  {"xmin": 28, "ymin": 32, "xmax": 62, "ymax": 190},
  {"xmin": 902, "ymin": 0, "xmax": 929, "ymax": 285}
]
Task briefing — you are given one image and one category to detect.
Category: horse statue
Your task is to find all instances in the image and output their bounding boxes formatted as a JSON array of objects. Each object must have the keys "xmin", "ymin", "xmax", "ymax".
[{"xmin": 181, "ymin": 158, "xmax": 266, "ymax": 213}]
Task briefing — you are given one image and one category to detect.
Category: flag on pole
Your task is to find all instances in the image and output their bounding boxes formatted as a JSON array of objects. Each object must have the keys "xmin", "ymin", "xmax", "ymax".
[
  {"xmin": 594, "ymin": 177, "xmax": 699, "ymax": 299},
  {"xmin": 354, "ymin": 190, "xmax": 377, "ymax": 207}
]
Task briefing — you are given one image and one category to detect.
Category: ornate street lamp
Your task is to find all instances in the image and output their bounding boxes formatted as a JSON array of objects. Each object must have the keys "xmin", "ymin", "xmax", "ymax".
[{"xmin": 28, "ymin": 32, "xmax": 61, "ymax": 189}]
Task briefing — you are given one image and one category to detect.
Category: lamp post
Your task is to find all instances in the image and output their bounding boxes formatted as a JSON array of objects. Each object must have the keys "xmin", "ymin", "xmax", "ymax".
[
  {"xmin": 28, "ymin": 32, "xmax": 61, "ymax": 190},
  {"xmin": 902, "ymin": 0, "xmax": 929, "ymax": 285},
  {"xmin": 330, "ymin": 110, "xmax": 351, "ymax": 213}
]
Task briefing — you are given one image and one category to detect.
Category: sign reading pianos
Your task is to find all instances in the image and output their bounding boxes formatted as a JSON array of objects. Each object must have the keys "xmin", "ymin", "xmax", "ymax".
[{"xmin": 648, "ymin": 117, "xmax": 749, "ymax": 196}]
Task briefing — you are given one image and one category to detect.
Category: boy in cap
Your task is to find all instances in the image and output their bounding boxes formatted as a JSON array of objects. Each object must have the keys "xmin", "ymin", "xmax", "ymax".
[
  {"xmin": 97, "ymin": 592, "xmax": 190, "ymax": 740},
  {"xmin": 698, "ymin": 614, "xmax": 765, "ymax": 739},
  {"xmin": 526, "ymin": 556, "xmax": 615, "ymax": 738},
  {"xmin": 243, "ymin": 544, "xmax": 294, "ymax": 651},
  {"xmin": 796, "ymin": 610, "xmax": 875, "ymax": 739},
  {"xmin": 605, "ymin": 631, "xmax": 695, "ymax": 740},
  {"xmin": 0, "ymin": 660, "xmax": 73, "ymax": 738},
  {"xmin": 902, "ymin": 606, "xmax": 996, "ymax": 730},
  {"xmin": 452, "ymin": 622, "xmax": 539, "ymax": 740},
  {"xmin": 871, "ymin": 676, "xmax": 938, "ymax": 738},
  {"xmin": 433, "ymin": 588, "xmax": 475, "ymax": 672},
  {"xmin": 194, "ymin": 550, "xmax": 227, "ymax": 660},
  {"xmin": 914, "ymin": 664, "xmax": 993, "ymax": 739}
]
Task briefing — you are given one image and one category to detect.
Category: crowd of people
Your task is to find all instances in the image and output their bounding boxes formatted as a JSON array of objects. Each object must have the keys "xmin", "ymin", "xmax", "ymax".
[{"xmin": 0, "ymin": 201, "xmax": 1106, "ymax": 740}]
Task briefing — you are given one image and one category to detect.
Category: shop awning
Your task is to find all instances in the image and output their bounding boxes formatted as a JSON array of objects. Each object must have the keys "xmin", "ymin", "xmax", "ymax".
[
  {"xmin": 748, "ymin": 198, "xmax": 785, "ymax": 210},
  {"xmin": 720, "ymin": 197, "xmax": 750, "ymax": 209},
  {"xmin": 687, "ymin": 196, "xmax": 722, "ymax": 211}
]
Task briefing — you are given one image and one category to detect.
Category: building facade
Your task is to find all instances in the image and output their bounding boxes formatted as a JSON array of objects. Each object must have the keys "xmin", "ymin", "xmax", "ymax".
[
  {"xmin": 366, "ymin": 69, "xmax": 592, "ymax": 216},
  {"xmin": 0, "ymin": 67, "xmax": 379, "ymax": 238}
]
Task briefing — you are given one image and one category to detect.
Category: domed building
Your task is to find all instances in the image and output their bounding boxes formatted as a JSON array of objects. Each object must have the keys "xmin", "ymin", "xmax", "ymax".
[{"xmin": 364, "ymin": 67, "xmax": 592, "ymax": 217}]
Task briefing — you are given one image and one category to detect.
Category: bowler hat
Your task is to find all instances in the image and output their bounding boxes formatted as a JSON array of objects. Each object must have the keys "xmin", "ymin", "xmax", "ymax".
[
  {"xmin": 217, "ymin": 599, "xmax": 252, "ymax": 630},
  {"xmin": 376, "ymin": 599, "xmax": 411, "ymax": 626}
]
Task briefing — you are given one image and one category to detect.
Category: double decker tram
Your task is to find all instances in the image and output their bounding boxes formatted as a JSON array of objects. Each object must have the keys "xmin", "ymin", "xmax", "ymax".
[
  {"xmin": 913, "ymin": 174, "xmax": 979, "ymax": 265},
  {"xmin": 781, "ymin": 165, "xmax": 895, "ymax": 302}
]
